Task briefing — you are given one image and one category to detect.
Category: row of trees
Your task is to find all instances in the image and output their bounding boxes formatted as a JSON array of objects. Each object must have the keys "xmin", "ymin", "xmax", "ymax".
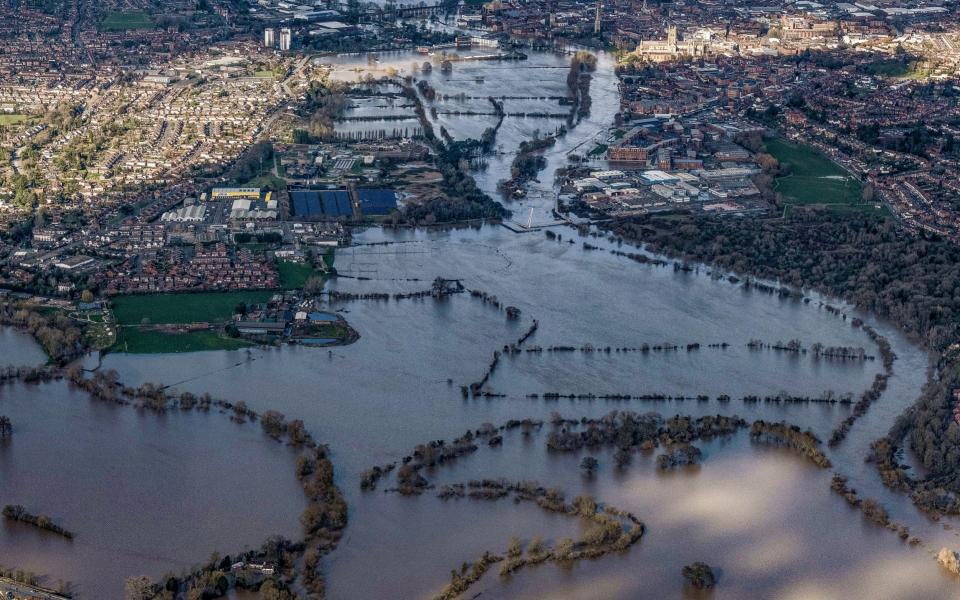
[
  {"xmin": 606, "ymin": 209, "xmax": 960, "ymax": 515},
  {"xmin": 0, "ymin": 301, "xmax": 86, "ymax": 364},
  {"xmin": 2, "ymin": 504, "xmax": 73, "ymax": 538}
]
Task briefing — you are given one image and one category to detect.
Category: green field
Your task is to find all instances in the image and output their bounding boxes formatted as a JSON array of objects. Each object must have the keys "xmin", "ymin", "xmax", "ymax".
[
  {"xmin": 766, "ymin": 138, "xmax": 883, "ymax": 215},
  {"xmin": 100, "ymin": 10, "xmax": 154, "ymax": 31},
  {"xmin": 115, "ymin": 329, "xmax": 255, "ymax": 354},
  {"xmin": 112, "ymin": 291, "xmax": 275, "ymax": 326},
  {"xmin": 243, "ymin": 174, "xmax": 287, "ymax": 191},
  {"xmin": 277, "ymin": 262, "xmax": 326, "ymax": 290},
  {"xmin": 864, "ymin": 59, "xmax": 926, "ymax": 80},
  {"xmin": 322, "ymin": 247, "xmax": 336, "ymax": 270},
  {"xmin": 0, "ymin": 114, "xmax": 28, "ymax": 127}
]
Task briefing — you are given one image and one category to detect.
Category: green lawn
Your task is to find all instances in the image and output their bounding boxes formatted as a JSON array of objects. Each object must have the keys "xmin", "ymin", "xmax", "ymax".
[
  {"xmin": 277, "ymin": 262, "xmax": 325, "ymax": 290},
  {"xmin": 243, "ymin": 174, "xmax": 287, "ymax": 191},
  {"xmin": 322, "ymin": 247, "xmax": 336, "ymax": 270},
  {"xmin": 112, "ymin": 291, "xmax": 275, "ymax": 326},
  {"xmin": 116, "ymin": 329, "xmax": 255, "ymax": 354},
  {"xmin": 766, "ymin": 138, "xmax": 883, "ymax": 215},
  {"xmin": 101, "ymin": 10, "xmax": 154, "ymax": 31},
  {"xmin": 864, "ymin": 59, "xmax": 926, "ymax": 80},
  {"xmin": 0, "ymin": 114, "xmax": 28, "ymax": 127},
  {"xmin": 589, "ymin": 144, "xmax": 609, "ymax": 157}
]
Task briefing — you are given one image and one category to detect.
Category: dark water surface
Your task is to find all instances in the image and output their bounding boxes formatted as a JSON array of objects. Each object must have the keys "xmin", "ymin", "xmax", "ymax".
[{"xmin": 0, "ymin": 378, "xmax": 305, "ymax": 597}]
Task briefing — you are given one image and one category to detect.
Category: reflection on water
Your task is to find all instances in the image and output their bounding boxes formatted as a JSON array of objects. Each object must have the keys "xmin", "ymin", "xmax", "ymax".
[{"xmin": 0, "ymin": 327, "xmax": 48, "ymax": 366}]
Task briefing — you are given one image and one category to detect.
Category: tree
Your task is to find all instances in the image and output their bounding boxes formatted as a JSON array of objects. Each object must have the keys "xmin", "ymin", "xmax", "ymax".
[
  {"xmin": 80, "ymin": 289, "xmax": 94, "ymax": 303},
  {"xmin": 0, "ymin": 416, "xmax": 11, "ymax": 438},
  {"xmin": 580, "ymin": 456, "xmax": 599, "ymax": 473},
  {"xmin": 124, "ymin": 576, "xmax": 154, "ymax": 600},
  {"xmin": 682, "ymin": 562, "xmax": 716, "ymax": 588}
]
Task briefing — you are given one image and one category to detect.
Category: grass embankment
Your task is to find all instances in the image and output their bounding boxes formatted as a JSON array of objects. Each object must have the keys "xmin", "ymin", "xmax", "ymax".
[
  {"xmin": 278, "ymin": 262, "xmax": 323, "ymax": 290},
  {"xmin": 111, "ymin": 291, "xmax": 274, "ymax": 354},
  {"xmin": 100, "ymin": 10, "xmax": 153, "ymax": 31},
  {"xmin": 112, "ymin": 291, "xmax": 274, "ymax": 325},
  {"xmin": 115, "ymin": 329, "xmax": 254, "ymax": 354},
  {"xmin": 278, "ymin": 250, "xmax": 335, "ymax": 290},
  {"xmin": 766, "ymin": 138, "xmax": 885, "ymax": 216},
  {"xmin": 0, "ymin": 114, "xmax": 28, "ymax": 127},
  {"xmin": 864, "ymin": 58, "xmax": 927, "ymax": 80}
]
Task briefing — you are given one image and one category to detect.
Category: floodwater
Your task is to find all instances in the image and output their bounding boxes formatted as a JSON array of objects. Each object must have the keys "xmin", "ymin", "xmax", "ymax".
[
  {"xmin": 324, "ymin": 47, "xmax": 614, "ymax": 220},
  {"xmin": 2, "ymin": 47, "xmax": 959, "ymax": 599},
  {"xmin": 0, "ymin": 326, "xmax": 48, "ymax": 366},
  {"xmin": 88, "ymin": 218, "xmax": 960, "ymax": 599},
  {"xmin": 0, "ymin": 374, "xmax": 306, "ymax": 598}
]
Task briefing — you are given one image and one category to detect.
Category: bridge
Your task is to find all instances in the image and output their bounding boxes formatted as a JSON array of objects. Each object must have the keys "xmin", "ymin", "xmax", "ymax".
[
  {"xmin": 0, "ymin": 577, "xmax": 71, "ymax": 600},
  {"xmin": 392, "ymin": 3, "xmax": 446, "ymax": 19}
]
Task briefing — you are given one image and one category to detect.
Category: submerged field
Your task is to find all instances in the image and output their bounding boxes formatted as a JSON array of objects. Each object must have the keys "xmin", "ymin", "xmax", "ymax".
[{"xmin": 767, "ymin": 138, "xmax": 883, "ymax": 215}]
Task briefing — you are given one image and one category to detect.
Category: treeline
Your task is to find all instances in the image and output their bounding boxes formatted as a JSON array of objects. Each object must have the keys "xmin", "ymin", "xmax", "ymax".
[
  {"xmin": 830, "ymin": 474, "xmax": 916, "ymax": 543},
  {"xmin": 398, "ymin": 79, "xmax": 508, "ymax": 225},
  {"xmin": 829, "ymin": 326, "xmax": 895, "ymax": 446},
  {"xmin": 0, "ymin": 365, "xmax": 63, "ymax": 385},
  {"xmin": 567, "ymin": 51, "xmax": 597, "ymax": 121},
  {"xmin": 872, "ymin": 359, "xmax": 960, "ymax": 516},
  {"xmin": 432, "ymin": 481, "xmax": 642, "ymax": 600},
  {"xmin": 61, "ymin": 368, "xmax": 346, "ymax": 597},
  {"xmin": 0, "ymin": 301, "xmax": 86, "ymax": 364},
  {"xmin": 525, "ymin": 391, "xmax": 856, "ymax": 405},
  {"xmin": 125, "ymin": 537, "xmax": 304, "ymax": 600},
  {"xmin": 747, "ymin": 339, "xmax": 873, "ymax": 360},
  {"xmin": 520, "ymin": 341, "xmax": 725, "ymax": 354},
  {"xmin": 545, "ymin": 412, "xmax": 748, "ymax": 469},
  {"xmin": 498, "ymin": 133, "xmax": 558, "ymax": 196},
  {"xmin": 607, "ymin": 212, "xmax": 957, "ymax": 350},
  {"xmin": 749, "ymin": 420, "xmax": 831, "ymax": 468},
  {"xmin": 2, "ymin": 505, "xmax": 73, "ymax": 539},
  {"xmin": 364, "ymin": 419, "xmax": 543, "ymax": 494},
  {"xmin": 604, "ymin": 210, "xmax": 960, "ymax": 514},
  {"xmin": 223, "ymin": 141, "xmax": 274, "ymax": 184}
]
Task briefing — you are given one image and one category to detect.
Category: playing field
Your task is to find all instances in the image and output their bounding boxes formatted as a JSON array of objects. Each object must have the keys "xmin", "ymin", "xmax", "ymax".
[
  {"xmin": 115, "ymin": 329, "xmax": 255, "ymax": 354},
  {"xmin": 0, "ymin": 114, "xmax": 28, "ymax": 126},
  {"xmin": 277, "ymin": 262, "xmax": 325, "ymax": 290},
  {"xmin": 112, "ymin": 291, "xmax": 275, "ymax": 326},
  {"xmin": 100, "ymin": 10, "xmax": 153, "ymax": 31},
  {"xmin": 766, "ymin": 138, "xmax": 884, "ymax": 215}
]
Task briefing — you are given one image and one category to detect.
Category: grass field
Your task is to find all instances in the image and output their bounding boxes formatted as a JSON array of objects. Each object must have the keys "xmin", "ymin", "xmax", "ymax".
[
  {"xmin": 864, "ymin": 59, "xmax": 926, "ymax": 80},
  {"xmin": 112, "ymin": 291, "xmax": 275, "ymax": 326},
  {"xmin": 100, "ymin": 10, "xmax": 153, "ymax": 31},
  {"xmin": 322, "ymin": 247, "xmax": 336, "ymax": 270},
  {"xmin": 243, "ymin": 174, "xmax": 287, "ymax": 191},
  {"xmin": 0, "ymin": 114, "xmax": 28, "ymax": 127},
  {"xmin": 766, "ymin": 138, "xmax": 885, "ymax": 215},
  {"xmin": 115, "ymin": 329, "xmax": 255, "ymax": 354},
  {"xmin": 277, "ymin": 262, "xmax": 325, "ymax": 290}
]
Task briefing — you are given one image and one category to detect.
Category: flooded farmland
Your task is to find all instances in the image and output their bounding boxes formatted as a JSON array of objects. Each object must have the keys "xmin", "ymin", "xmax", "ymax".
[{"xmin": 2, "ymin": 46, "xmax": 959, "ymax": 600}]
